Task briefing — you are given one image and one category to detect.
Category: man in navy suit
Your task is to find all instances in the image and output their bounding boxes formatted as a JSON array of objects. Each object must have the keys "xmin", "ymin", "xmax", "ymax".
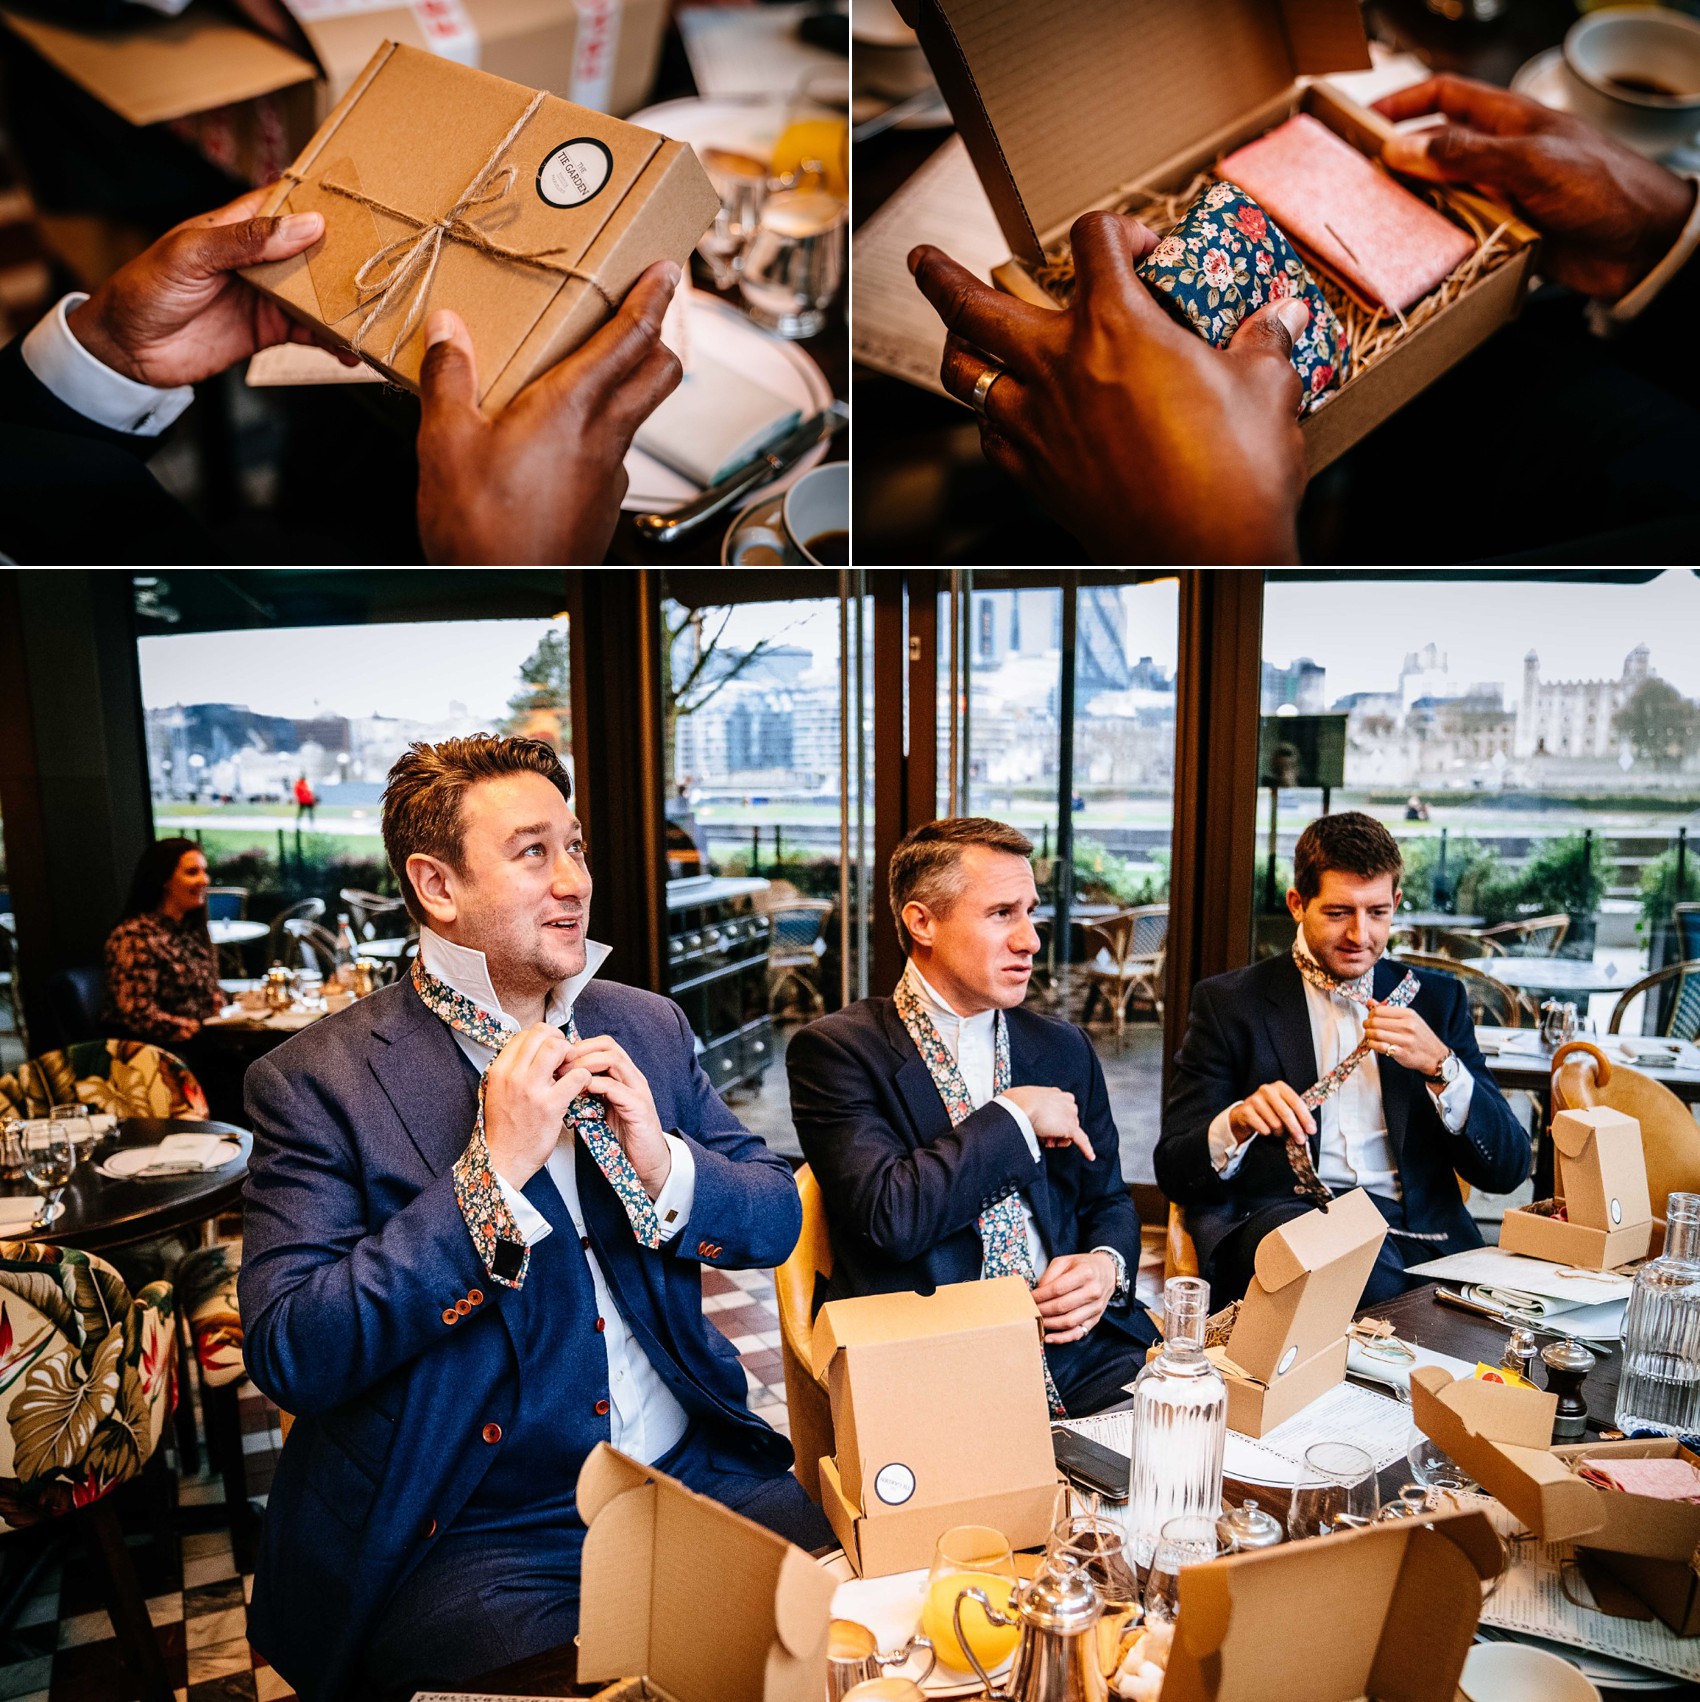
[
  {"xmin": 1158, "ymin": 811, "xmax": 1530, "ymax": 1308},
  {"xmin": 238, "ymin": 735, "xmax": 826, "ymax": 1702},
  {"xmin": 787, "ymin": 818, "xmax": 1154, "ymax": 1419}
]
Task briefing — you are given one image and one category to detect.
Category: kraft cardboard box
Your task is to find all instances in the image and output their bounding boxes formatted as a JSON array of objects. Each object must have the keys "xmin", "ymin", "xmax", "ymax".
[
  {"xmin": 1157, "ymin": 1507, "xmax": 1501, "ymax": 1702},
  {"xmin": 235, "ymin": 42, "xmax": 717, "ymax": 411},
  {"xmin": 1, "ymin": 0, "xmax": 670, "ymax": 190},
  {"xmin": 574, "ymin": 1443, "xmax": 836, "ymax": 1702},
  {"xmin": 811, "ymin": 1276, "xmax": 1060, "ymax": 1577},
  {"xmin": 1209, "ymin": 1185, "xmax": 1386, "ymax": 1437},
  {"xmin": 1499, "ymin": 1106, "xmax": 1654, "ymax": 1271},
  {"xmin": 890, "ymin": 0, "xmax": 1539, "ymax": 476}
]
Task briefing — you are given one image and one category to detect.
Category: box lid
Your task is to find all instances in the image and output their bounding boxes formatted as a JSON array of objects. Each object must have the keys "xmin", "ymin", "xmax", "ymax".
[
  {"xmin": 1223, "ymin": 1186, "xmax": 1385, "ymax": 1387},
  {"xmin": 1552, "ymin": 1107, "xmax": 1652, "ymax": 1233},
  {"xmin": 0, "ymin": 1, "xmax": 315, "ymax": 126},
  {"xmin": 897, "ymin": 0, "xmax": 1371, "ymax": 262},
  {"xmin": 811, "ymin": 1274, "xmax": 1040, "ymax": 1361},
  {"xmin": 576, "ymin": 1445, "xmax": 836, "ymax": 1702}
]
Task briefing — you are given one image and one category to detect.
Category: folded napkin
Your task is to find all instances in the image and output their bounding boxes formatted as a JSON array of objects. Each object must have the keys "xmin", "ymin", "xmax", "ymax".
[
  {"xmin": 17, "ymin": 1112, "xmax": 115, "ymax": 1139},
  {"xmin": 155, "ymin": 1134, "xmax": 231, "ymax": 1169},
  {"xmin": 633, "ymin": 352, "xmax": 801, "ymax": 487},
  {"xmin": 0, "ymin": 1197, "xmax": 46, "ymax": 1229},
  {"xmin": 1578, "ymin": 1456, "xmax": 1700, "ymax": 1502}
]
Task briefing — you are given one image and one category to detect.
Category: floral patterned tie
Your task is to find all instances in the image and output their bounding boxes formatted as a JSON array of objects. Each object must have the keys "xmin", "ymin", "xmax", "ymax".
[
  {"xmin": 412, "ymin": 956, "xmax": 663, "ymax": 1280},
  {"xmin": 1286, "ymin": 945, "xmax": 1420, "ymax": 1209},
  {"xmin": 893, "ymin": 975, "xmax": 1066, "ymax": 1417}
]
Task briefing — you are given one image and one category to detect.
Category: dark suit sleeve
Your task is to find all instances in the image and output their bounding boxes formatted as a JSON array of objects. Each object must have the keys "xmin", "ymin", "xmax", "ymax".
[
  {"xmin": 662, "ymin": 998, "xmax": 802, "ymax": 1270},
  {"xmin": 787, "ymin": 1019, "xmax": 1040, "ymax": 1263},
  {"xmin": 1070, "ymin": 1027, "xmax": 1140, "ymax": 1276},
  {"xmin": 0, "ymin": 334, "xmax": 164, "ymax": 458},
  {"xmin": 1155, "ymin": 979, "xmax": 1243, "ymax": 1209},
  {"xmin": 1425, "ymin": 976, "xmax": 1531, "ymax": 1196},
  {"xmin": 236, "ymin": 1051, "xmax": 499, "ymax": 1421}
]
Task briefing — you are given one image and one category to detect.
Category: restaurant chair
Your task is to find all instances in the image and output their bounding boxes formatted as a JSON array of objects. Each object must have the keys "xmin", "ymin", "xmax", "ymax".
[
  {"xmin": 765, "ymin": 902, "xmax": 834, "ymax": 1019},
  {"xmin": 1606, "ymin": 958, "xmax": 1700, "ymax": 1045},
  {"xmin": 203, "ymin": 887, "xmax": 248, "ymax": 921},
  {"xmin": 43, "ymin": 966, "xmax": 104, "ymax": 1049},
  {"xmin": 1391, "ymin": 951, "xmax": 1536, "ymax": 1028},
  {"xmin": 1432, "ymin": 929, "xmax": 1505, "ymax": 960},
  {"xmin": 772, "ymin": 1163, "xmax": 834, "ymax": 1505},
  {"xmin": 1675, "ymin": 902, "xmax": 1700, "ymax": 961},
  {"xmin": 264, "ymin": 897, "xmax": 325, "ymax": 965},
  {"xmin": 2, "ymin": 1038, "xmax": 208, "ymax": 1121},
  {"xmin": 1468, "ymin": 913, "xmax": 1571, "ymax": 958},
  {"xmin": 0, "ymin": 921, "xmax": 23, "ymax": 1053},
  {"xmin": 1552, "ymin": 1040, "xmax": 1700, "ymax": 1226},
  {"xmin": 282, "ymin": 917, "xmax": 341, "ymax": 978},
  {"xmin": 339, "ymin": 886, "xmax": 408, "ymax": 940},
  {"xmin": 0, "ymin": 1239, "xmax": 179, "ymax": 1702},
  {"xmin": 1164, "ymin": 1203, "xmax": 1200, "ymax": 1283},
  {"xmin": 1080, "ymin": 904, "xmax": 1169, "ymax": 1050}
]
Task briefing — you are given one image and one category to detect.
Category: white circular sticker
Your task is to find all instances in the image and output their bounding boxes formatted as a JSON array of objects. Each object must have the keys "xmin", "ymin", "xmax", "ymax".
[
  {"xmin": 1276, "ymin": 1344, "xmax": 1298, "ymax": 1377},
  {"xmin": 874, "ymin": 1462, "xmax": 916, "ymax": 1506},
  {"xmin": 1611, "ymin": 1198, "xmax": 1623, "ymax": 1225},
  {"xmin": 536, "ymin": 138, "xmax": 614, "ymax": 209}
]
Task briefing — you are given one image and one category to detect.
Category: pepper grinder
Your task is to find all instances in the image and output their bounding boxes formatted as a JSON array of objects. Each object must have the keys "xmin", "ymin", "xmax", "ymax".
[{"xmin": 1541, "ymin": 1338, "xmax": 1597, "ymax": 1442}]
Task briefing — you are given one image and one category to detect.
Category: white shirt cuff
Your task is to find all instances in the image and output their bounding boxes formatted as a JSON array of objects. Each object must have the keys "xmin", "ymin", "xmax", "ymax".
[
  {"xmin": 1431, "ymin": 1065, "xmax": 1476, "ymax": 1133},
  {"xmin": 493, "ymin": 1173, "xmax": 553, "ymax": 1247},
  {"xmin": 1209, "ymin": 1103, "xmax": 1253, "ymax": 1179},
  {"xmin": 649, "ymin": 1132, "xmax": 695, "ymax": 1243},
  {"xmin": 993, "ymin": 1093, "xmax": 1041, "ymax": 1162},
  {"xmin": 21, "ymin": 293, "xmax": 195, "ymax": 437},
  {"xmin": 1589, "ymin": 175, "xmax": 1700, "ymax": 334}
]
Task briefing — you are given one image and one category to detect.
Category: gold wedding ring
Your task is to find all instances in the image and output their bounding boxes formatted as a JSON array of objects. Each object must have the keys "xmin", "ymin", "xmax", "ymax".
[{"xmin": 971, "ymin": 364, "xmax": 1003, "ymax": 418}]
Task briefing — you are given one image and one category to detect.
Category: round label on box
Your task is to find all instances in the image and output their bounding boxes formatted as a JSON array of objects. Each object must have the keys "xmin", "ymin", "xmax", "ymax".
[
  {"xmin": 536, "ymin": 137, "xmax": 614, "ymax": 209},
  {"xmin": 1276, "ymin": 1344, "xmax": 1298, "ymax": 1377},
  {"xmin": 1611, "ymin": 1197, "xmax": 1623, "ymax": 1224},
  {"xmin": 874, "ymin": 1462, "xmax": 916, "ymax": 1506}
]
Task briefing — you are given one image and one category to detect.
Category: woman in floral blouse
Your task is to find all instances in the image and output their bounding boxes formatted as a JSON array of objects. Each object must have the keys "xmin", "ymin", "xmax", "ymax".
[{"xmin": 103, "ymin": 837, "xmax": 222, "ymax": 1048}]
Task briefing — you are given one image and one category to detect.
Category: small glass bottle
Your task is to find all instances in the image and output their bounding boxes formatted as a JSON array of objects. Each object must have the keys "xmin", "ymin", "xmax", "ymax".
[
  {"xmin": 1616, "ymin": 1191, "xmax": 1700, "ymax": 1437},
  {"xmin": 333, "ymin": 913, "xmax": 358, "ymax": 987},
  {"xmin": 1124, "ymin": 1276, "xmax": 1226, "ymax": 1570}
]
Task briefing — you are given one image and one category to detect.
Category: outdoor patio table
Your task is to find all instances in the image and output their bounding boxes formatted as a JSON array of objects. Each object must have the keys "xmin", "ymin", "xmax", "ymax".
[{"xmin": 1466, "ymin": 957, "xmax": 1632, "ymax": 999}]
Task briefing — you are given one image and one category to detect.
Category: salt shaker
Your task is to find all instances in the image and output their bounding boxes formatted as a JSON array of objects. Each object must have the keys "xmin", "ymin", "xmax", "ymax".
[
  {"xmin": 1502, "ymin": 1325, "xmax": 1539, "ymax": 1386},
  {"xmin": 1541, "ymin": 1338, "xmax": 1597, "ymax": 1442}
]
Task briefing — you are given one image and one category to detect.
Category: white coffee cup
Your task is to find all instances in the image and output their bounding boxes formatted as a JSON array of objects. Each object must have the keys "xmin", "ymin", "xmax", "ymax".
[
  {"xmin": 1564, "ymin": 6, "xmax": 1700, "ymax": 158},
  {"xmin": 1460, "ymin": 1644, "xmax": 1601, "ymax": 1702},
  {"xmin": 783, "ymin": 462, "xmax": 849, "ymax": 566}
]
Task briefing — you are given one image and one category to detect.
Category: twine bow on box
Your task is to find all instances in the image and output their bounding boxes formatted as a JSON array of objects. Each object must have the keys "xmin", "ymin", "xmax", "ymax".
[{"xmin": 283, "ymin": 89, "xmax": 615, "ymax": 366}]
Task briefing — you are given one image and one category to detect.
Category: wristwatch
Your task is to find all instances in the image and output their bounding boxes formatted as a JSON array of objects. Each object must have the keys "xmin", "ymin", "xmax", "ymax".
[
  {"xmin": 1095, "ymin": 1246, "xmax": 1130, "ymax": 1306},
  {"xmin": 1424, "ymin": 1050, "xmax": 1461, "ymax": 1089}
]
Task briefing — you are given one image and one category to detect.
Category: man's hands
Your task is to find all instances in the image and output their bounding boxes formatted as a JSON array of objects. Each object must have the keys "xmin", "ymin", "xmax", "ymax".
[
  {"xmin": 1361, "ymin": 1002, "xmax": 1449, "ymax": 1079},
  {"xmin": 481, "ymin": 1025, "xmax": 674, "ymax": 1199},
  {"xmin": 1376, "ymin": 74, "xmax": 1696, "ymax": 301},
  {"xmin": 1227, "ymin": 1082, "xmax": 1317, "ymax": 1147},
  {"xmin": 66, "ymin": 188, "xmax": 347, "ymax": 390},
  {"xmin": 1032, "ymin": 1251, "xmax": 1118, "ymax": 1344},
  {"xmin": 1003, "ymin": 1085, "xmax": 1096, "ymax": 1163},
  {"xmin": 415, "ymin": 261, "xmax": 682, "ymax": 565},
  {"xmin": 908, "ymin": 210, "xmax": 1311, "ymax": 564}
]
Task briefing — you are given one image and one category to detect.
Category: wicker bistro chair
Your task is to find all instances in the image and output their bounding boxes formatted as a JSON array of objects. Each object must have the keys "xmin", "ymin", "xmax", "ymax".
[
  {"xmin": 282, "ymin": 917, "xmax": 341, "ymax": 979},
  {"xmin": 0, "ymin": 1240, "xmax": 178, "ymax": 1701},
  {"xmin": 1469, "ymin": 913, "xmax": 1571, "ymax": 958},
  {"xmin": 0, "ymin": 1039, "xmax": 208, "ymax": 1122},
  {"xmin": 1607, "ymin": 958, "xmax": 1700, "ymax": 1045},
  {"xmin": 339, "ymin": 886, "xmax": 408, "ymax": 941},
  {"xmin": 264, "ymin": 896, "xmax": 324, "ymax": 966},
  {"xmin": 772, "ymin": 1164, "xmax": 834, "ymax": 1506},
  {"xmin": 1081, "ymin": 904, "xmax": 1170, "ymax": 1051},
  {"xmin": 1392, "ymin": 950, "xmax": 1537, "ymax": 1028},
  {"xmin": 765, "ymin": 902, "xmax": 834, "ymax": 1019}
]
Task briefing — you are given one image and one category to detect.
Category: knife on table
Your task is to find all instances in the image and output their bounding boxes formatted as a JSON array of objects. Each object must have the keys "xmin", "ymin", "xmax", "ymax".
[{"xmin": 632, "ymin": 400, "xmax": 848, "ymax": 544}]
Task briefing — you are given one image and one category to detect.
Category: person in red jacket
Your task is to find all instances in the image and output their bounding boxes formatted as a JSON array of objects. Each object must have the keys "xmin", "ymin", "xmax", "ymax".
[{"xmin": 293, "ymin": 775, "xmax": 317, "ymax": 827}]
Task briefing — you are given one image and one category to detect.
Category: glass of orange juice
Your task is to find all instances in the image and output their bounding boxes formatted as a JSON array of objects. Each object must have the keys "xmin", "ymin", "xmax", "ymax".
[{"xmin": 919, "ymin": 1524, "xmax": 1020, "ymax": 1674}]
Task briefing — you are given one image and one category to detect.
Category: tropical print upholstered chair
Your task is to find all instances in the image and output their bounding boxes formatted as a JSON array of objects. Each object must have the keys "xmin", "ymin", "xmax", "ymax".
[{"xmin": 0, "ymin": 1039, "xmax": 208, "ymax": 1121}]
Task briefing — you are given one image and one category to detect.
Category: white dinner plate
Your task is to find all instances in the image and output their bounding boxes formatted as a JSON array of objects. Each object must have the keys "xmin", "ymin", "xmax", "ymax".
[
  {"xmin": 100, "ymin": 1141, "xmax": 242, "ymax": 1180},
  {"xmin": 1475, "ymin": 1627, "xmax": 1681, "ymax": 1693},
  {"xmin": 626, "ymin": 94, "xmax": 791, "ymax": 167}
]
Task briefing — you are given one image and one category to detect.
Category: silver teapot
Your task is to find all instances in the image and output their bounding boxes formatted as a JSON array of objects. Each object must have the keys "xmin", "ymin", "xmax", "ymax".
[{"xmin": 954, "ymin": 1559, "xmax": 1107, "ymax": 1702}]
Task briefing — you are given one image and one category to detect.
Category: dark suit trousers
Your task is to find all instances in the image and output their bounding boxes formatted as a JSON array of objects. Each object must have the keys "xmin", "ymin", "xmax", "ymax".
[
  {"xmin": 1207, "ymin": 1191, "xmax": 1479, "ymax": 1311},
  {"xmin": 361, "ymin": 1426, "xmax": 830, "ymax": 1693}
]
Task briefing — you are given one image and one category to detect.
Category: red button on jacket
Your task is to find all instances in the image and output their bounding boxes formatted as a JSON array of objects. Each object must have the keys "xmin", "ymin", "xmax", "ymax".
[
  {"xmin": 594, "ymin": 1398, "xmax": 610, "ymax": 1417},
  {"xmin": 482, "ymin": 1422, "xmax": 503, "ymax": 1444}
]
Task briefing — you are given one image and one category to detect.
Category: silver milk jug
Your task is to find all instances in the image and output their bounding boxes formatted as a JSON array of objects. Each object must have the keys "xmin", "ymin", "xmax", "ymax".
[{"xmin": 954, "ymin": 1560, "xmax": 1108, "ymax": 1702}]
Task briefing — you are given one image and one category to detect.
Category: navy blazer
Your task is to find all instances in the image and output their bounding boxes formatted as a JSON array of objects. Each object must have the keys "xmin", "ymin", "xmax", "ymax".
[
  {"xmin": 1157, "ymin": 952, "xmax": 1529, "ymax": 1271},
  {"xmin": 786, "ymin": 997, "xmax": 1151, "ymax": 1405},
  {"xmin": 238, "ymin": 976, "xmax": 800, "ymax": 1702}
]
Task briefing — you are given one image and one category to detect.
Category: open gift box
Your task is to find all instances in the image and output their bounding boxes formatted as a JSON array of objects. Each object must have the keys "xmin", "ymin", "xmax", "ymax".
[
  {"xmin": 811, "ymin": 1275, "xmax": 1060, "ymax": 1577},
  {"xmin": 1158, "ymin": 1506, "xmax": 1503, "ymax": 1701},
  {"xmin": 1499, "ymin": 1106, "xmax": 1654, "ymax": 1271},
  {"xmin": 1411, "ymin": 1366, "xmax": 1700, "ymax": 1636},
  {"xmin": 576, "ymin": 1443, "xmax": 836, "ymax": 1702},
  {"xmin": 0, "ymin": 0, "xmax": 670, "ymax": 191},
  {"xmin": 889, "ymin": 0, "xmax": 1539, "ymax": 473},
  {"xmin": 1208, "ymin": 1186, "xmax": 1386, "ymax": 1437}
]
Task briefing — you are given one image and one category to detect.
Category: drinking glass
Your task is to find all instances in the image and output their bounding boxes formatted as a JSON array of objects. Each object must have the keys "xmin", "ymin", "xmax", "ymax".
[
  {"xmin": 772, "ymin": 69, "xmax": 849, "ymax": 198},
  {"xmin": 0, "ymin": 1115, "xmax": 24, "ymax": 1182},
  {"xmin": 737, "ymin": 189, "xmax": 846, "ymax": 338},
  {"xmin": 50, "ymin": 1101, "xmax": 94, "ymax": 1156},
  {"xmin": 919, "ymin": 1524, "xmax": 1018, "ymax": 1674},
  {"xmin": 696, "ymin": 146, "xmax": 769, "ymax": 290},
  {"xmin": 1288, "ymin": 1441, "xmax": 1379, "ymax": 1539},
  {"xmin": 1049, "ymin": 1511, "xmax": 1141, "ymax": 1674},
  {"xmin": 1406, "ymin": 1423, "xmax": 1476, "ymax": 1493},
  {"xmin": 21, "ymin": 1123, "xmax": 76, "ymax": 1228},
  {"xmin": 1142, "ymin": 1515, "xmax": 1228, "ymax": 1629}
]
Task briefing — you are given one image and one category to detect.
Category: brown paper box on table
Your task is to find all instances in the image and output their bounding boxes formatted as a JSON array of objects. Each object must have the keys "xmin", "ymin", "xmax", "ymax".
[
  {"xmin": 888, "ymin": 0, "xmax": 1539, "ymax": 475},
  {"xmin": 1157, "ymin": 1508, "xmax": 1501, "ymax": 1702},
  {"xmin": 574, "ymin": 1443, "xmax": 836, "ymax": 1702},
  {"xmin": 1207, "ymin": 1185, "xmax": 1385, "ymax": 1438},
  {"xmin": 235, "ymin": 42, "xmax": 717, "ymax": 412},
  {"xmin": 1499, "ymin": 1106, "xmax": 1654, "ymax": 1270},
  {"xmin": 0, "ymin": 0, "xmax": 671, "ymax": 190},
  {"xmin": 811, "ymin": 1275, "xmax": 1060, "ymax": 1577}
]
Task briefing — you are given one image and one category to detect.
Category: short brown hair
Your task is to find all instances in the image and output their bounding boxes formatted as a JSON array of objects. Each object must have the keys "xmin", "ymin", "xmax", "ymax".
[
  {"xmin": 381, "ymin": 735, "xmax": 573, "ymax": 924},
  {"xmin": 888, "ymin": 817, "xmax": 1034, "ymax": 955},
  {"xmin": 1292, "ymin": 811, "xmax": 1402, "ymax": 904}
]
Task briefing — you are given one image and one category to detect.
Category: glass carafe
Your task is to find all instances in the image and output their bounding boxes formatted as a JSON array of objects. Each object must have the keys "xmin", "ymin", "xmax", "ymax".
[
  {"xmin": 1616, "ymin": 1191, "xmax": 1700, "ymax": 1437},
  {"xmin": 1124, "ymin": 1277, "xmax": 1226, "ymax": 1569}
]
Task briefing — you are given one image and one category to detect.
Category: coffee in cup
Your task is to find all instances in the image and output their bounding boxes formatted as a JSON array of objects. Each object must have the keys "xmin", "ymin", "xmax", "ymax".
[{"xmin": 1564, "ymin": 6, "xmax": 1700, "ymax": 158}]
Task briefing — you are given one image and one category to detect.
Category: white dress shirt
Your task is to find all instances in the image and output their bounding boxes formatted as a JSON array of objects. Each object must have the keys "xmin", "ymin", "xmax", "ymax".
[
  {"xmin": 419, "ymin": 927, "xmax": 693, "ymax": 1466},
  {"xmin": 1207, "ymin": 931, "xmax": 1474, "ymax": 1201},
  {"xmin": 21, "ymin": 294, "xmax": 194, "ymax": 437}
]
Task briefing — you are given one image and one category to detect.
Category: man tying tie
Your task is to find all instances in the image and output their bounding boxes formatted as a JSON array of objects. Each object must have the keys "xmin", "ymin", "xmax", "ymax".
[
  {"xmin": 239, "ymin": 735, "xmax": 827, "ymax": 1702},
  {"xmin": 787, "ymin": 817, "xmax": 1154, "ymax": 1419},
  {"xmin": 1158, "ymin": 811, "xmax": 1529, "ymax": 1307}
]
